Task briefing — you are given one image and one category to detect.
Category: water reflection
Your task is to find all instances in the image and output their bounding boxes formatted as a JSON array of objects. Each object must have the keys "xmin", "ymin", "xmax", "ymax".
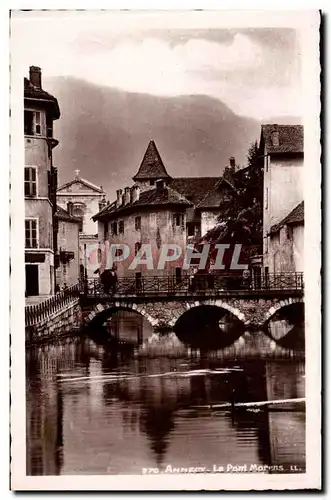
[{"xmin": 26, "ymin": 337, "xmax": 305, "ymax": 475}]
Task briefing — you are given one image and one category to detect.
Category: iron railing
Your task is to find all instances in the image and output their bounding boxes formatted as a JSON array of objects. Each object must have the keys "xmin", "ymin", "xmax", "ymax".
[
  {"xmin": 80, "ymin": 272, "xmax": 304, "ymax": 297},
  {"xmin": 25, "ymin": 283, "xmax": 80, "ymax": 326}
]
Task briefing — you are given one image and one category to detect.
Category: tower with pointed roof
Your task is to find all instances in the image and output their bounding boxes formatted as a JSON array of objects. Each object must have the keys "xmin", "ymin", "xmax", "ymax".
[{"xmin": 132, "ymin": 140, "xmax": 172, "ymax": 190}]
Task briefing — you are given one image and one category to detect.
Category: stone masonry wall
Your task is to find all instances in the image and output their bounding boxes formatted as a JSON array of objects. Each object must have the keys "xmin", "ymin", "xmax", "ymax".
[
  {"xmin": 83, "ymin": 296, "xmax": 304, "ymax": 331},
  {"xmin": 26, "ymin": 299, "xmax": 82, "ymax": 345}
]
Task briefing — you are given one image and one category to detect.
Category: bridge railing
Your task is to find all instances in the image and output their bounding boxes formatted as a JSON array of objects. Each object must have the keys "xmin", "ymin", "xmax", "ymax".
[
  {"xmin": 80, "ymin": 272, "xmax": 304, "ymax": 297},
  {"xmin": 25, "ymin": 283, "xmax": 80, "ymax": 326}
]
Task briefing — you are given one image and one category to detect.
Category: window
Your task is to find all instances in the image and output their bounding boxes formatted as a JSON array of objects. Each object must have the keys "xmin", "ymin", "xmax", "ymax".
[
  {"xmin": 265, "ymin": 187, "xmax": 268, "ymax": 210},
  {"xmin": 111, "ymin": 221, "xmax": 118, "ymax": 235},
  {"xmin": 24, "ymin": 110, "xmax": 34, "ymax": 135},
  {"xmin": 104, "ymin": 223, "xmax": 109, "ymax": 241},
  {"xmin": 173, "ymin": 213, "xmax": 184, "ymax": 228},
  {"xmin": 35, "ymin": 111, "xmax": 41, "ymax": 135},
  {"xmin": 98, "ymin": 248, "xmax": 102, "ymax": 264},
  {"xmin": 119, "ymin": 220, "xmax": 124, "ymax": 234},
  {"xmin": 24, "ymin": 167, "xmax": 37, "ymax": 196},
  {"xmin": 150, "ymin": 180, "xmax": 155, "ymax": 186},
  {"xmin": 25, "ymin": 219, "xmax": 38, "ymax": 248},
  {"xmin": 187, "ymin": 223, "xmax": 196, "ymax": 237},
  {"xmin": 135, "ymin": 216, "xmax": 141, "ymax": 231},
  {"xmin": 62, "ymin": 222, "xmax": 66, "ymax": 236},
  {"xmin": 46, "ymin": 116, "xmax": 53, "ymax": 138},
  {"xmin": 135, "ymin": 242, "xmax": 142, "ymax": 255},
  {"xmin": 72, "ymin": 204, "xmax": 85, "ymax": 232},
  {"xmin": 274, "ymin": 231, "xmax": 280, "ymax": 245},
  {"xmin": 24, "ymin": 110, "xmax": 42, "ymax": 136},
  {"xmin": 286, "ymin": 225, "xmax": 293, "ymax": 240}
]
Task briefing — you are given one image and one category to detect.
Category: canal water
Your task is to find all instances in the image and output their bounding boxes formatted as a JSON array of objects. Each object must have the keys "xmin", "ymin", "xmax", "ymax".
[{"xmin": 26, "ymin": 314, "xmax": 305, "ymax": 476}]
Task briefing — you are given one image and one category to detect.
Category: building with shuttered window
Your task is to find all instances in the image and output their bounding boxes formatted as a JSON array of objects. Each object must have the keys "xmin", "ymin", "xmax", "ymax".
[{"xmin": 24, "ymin": 66, "xmax": 60, "ymax": 298}]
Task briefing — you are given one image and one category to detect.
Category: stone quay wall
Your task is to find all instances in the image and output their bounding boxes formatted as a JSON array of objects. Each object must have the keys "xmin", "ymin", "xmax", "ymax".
[{"xmin": 25, "ymin": 299, "xmax": 82, "ymax": 345}]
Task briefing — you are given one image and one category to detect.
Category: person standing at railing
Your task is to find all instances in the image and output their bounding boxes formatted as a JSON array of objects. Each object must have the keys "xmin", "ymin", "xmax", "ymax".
[
  {"xmin": 109, "ymin": 265, "xmax": 118, "ymax": 295},
  {"xmin": 188, "ymin": 267, "xmax": 197, "ymax": 292},
  {"xmin": 100, "ymin": 269, "xmax": 111, "ymax": 294},
  {"xmin": 241, "ymin": 269, "xmax": 251, "ymax": 289}
]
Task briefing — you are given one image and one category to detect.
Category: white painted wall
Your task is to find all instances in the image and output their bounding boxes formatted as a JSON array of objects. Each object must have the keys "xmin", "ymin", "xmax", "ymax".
[
  {"xmin": 201, "ymin": 211, "xmax": 219, "ymax": 238},
  {"xmin": 57, "ymin": 194, "xmax": 101, "ymax": 235},
  {"xmin": 267, "ymin": 223, "xmax": 304, "ymax": 273},
  {"xmin": 263, "ymin": 151, "xmax": 303, "ymax": 268}
]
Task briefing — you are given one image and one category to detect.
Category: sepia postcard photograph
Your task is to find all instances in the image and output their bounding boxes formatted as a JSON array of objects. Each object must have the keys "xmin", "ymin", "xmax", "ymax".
[{"xmin": 10, "ymin": 8, "xmax": 321, "ymax": 491}]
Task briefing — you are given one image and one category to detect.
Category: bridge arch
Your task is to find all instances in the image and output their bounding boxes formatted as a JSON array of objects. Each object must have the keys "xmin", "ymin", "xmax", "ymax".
[
  {"xmin": 263, "ymin": 297, "xmax": 304, "ymax": 325},
  {"xmin": 169, "ymin": 299, "xmax": 247, "ymax": 328},
  {"xmin": 84, "ymin": 301, "xmax": 159, "ymax": 328}
]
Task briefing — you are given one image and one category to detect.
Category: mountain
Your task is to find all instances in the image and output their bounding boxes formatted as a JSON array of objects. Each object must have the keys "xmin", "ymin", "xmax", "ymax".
[{"xmin": 44, "ymin": 77, "xmax": 261, "ymax": 200}]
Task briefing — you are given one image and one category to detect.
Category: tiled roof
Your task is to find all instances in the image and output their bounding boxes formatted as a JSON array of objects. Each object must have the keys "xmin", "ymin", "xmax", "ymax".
[
  {"xmin": 260, "ymin": 124, "xmax": 303, "ymax": 154},
  {"xmin": 24, "ymin": 77, "xmax": 60, "ymax": 119},
  {"xmin": 270, "ymin": 201, "xmax": 304, "ymax": 234},
  {"xmin": 168, "ymin": 177, "xmax": 219, "ymax": 206},
  {"xmin": 93, "ymin": 184, "xmax": 192, "ymax": 220},
  {"xmin": 57, "ymin": 177, "xmax": 105, "ymax": 194},
  {"xmin": 132, "ymin": 140, "xmax": 171, "ymax": 181},
  {"xmin": 55, "ymin": 205, "xmax": 81, "ymax": 223}
]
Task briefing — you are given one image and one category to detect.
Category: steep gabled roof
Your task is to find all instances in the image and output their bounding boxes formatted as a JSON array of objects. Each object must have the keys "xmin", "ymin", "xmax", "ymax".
[
  {"xmin": 270, "ymin": 201, "xmax": 304, "ymax": 234},
  {"xmin": 55, "ymin": 205, "xmax": 80, "ymax": 223},
  {"xmin": 196, "ymin": 177, "xmax": 236, "ymax": 209},
  {"xmin": 57, "ymin": 177, "xmax": 105, "ymax": 194},
  {"xmin": 132, "ymin": 140, "xmax": 171, "ymax": 181},
  {"xmin": 24, "ymin": 77, "xmax": 60, "ymax": 119},
  {"xmin": 93, "ymin": 184, "xmax": 192, "ymax": 221},
  {"xmin": 168, "ymin": 177, "xmax": 219, "ymax": 206},
  {"xmin": 260, "ymin": 124, "xmax": 304, "ymax": 155}
]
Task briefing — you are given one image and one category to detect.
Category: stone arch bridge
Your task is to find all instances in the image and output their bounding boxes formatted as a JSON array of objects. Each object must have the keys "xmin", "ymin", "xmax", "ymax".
[{"xmin": 81, "ymin": 292, "xmax": 304, "ymax": 331}]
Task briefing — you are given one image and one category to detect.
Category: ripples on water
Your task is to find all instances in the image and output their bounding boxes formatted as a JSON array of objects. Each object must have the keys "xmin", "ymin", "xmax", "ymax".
[{"xmin": 26, "ymin": 333, "xmax": 305, "ymax": 476}]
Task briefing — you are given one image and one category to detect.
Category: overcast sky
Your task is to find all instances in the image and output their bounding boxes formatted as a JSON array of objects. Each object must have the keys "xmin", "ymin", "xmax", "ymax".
[{"xmin": 11, "ymin": 11, "xmax": 302, "ymax": 120}]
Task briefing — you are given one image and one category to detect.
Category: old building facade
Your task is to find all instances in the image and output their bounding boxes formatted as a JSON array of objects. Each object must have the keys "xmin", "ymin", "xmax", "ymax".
[
  {"xmin": 260, "ymin": 124, "xmax": 304, "ymax": 274},
  {"xmin": 57, "ymin": 174, "xmax": 107, "ymax": 278},
  {"xmin": 93, "ymin": 141, "xmax": 244, "ymax": 277},
  {"xmin": 94, "ymin": 179, "xmax": 192, "ymax": 277},
  {"xmin": 267, "ymin": 202, "xmax": 304, "ymax": 274},
  {"xmin": 55, "ymin": 205, "xmax": 80, "ymax": 289},
  {"xmin": 24, "ymin": 66, "xmax": 60, "ymax": 298}
]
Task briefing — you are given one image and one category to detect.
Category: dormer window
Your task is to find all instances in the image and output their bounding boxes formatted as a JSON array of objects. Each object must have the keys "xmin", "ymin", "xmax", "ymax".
[{"xmin": 272, "ymin": 131, "xmax": 279, "ymax": 147}]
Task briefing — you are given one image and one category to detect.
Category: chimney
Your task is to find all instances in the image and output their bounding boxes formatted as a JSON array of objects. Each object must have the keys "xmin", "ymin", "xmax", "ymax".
[
  {"xmin": 124, "ymin": 186, "xmax": 131, "ymax": 205},
  {"xmin": 67, "ymin": 202, "xmax": 73, "ymax": 216},
  {"xmin": 156, "ymin": 179, "xmax": 165, "ymax": 191},
  {"xmin": 229, "ymin": 157, "xmax": 236, "ymax": 169},
  {"xmin": 116, "ymin": 189, "xmax": 123, "ymax": 207},
  {"xmin": 99, "ymin": 196, "xmax": 107, "ymax": 211},
  {"xmin": 131, "ymin": 185, "xmax": 140, "ymax": 203},
  {"xmin": 29, "ymin": 66, "xmax": 42, "ymax": 89}
]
